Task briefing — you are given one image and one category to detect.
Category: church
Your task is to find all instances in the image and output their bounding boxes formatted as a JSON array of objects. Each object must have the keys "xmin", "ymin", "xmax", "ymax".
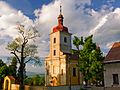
[{"xmin": 45, "ymin": 5, "xmax": 81, "ymax": 86}]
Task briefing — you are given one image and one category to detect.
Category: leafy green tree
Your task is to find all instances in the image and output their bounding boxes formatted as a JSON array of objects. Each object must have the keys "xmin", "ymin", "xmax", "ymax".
[
  {"xmin": 0, "ymin": 58, "xmax": 19, "ymax": 89},
  {"xmin": 32, "ymin": 75, "xmax": 45, "ymax": 86},
  {"xmin": 0, "ymin": 59, "xmax": 8, "ymax": 89},
  {"xmin": 0, "ymin": 59, "xmax": 6, "ymax": 67},
  {"xmin": 6, "ymin": 24, "xmax": 40, "ymax": 90},
  {"xmin": 24, "ymin": 75, "xmax": 45, "ymax": 86},
  {"xmin": 8, "ymin": 57, "xmax": 17, "ymax": 79},
  {"xmin": 72, "ymin": 35, "xmax": 104, "ymax": 86}
]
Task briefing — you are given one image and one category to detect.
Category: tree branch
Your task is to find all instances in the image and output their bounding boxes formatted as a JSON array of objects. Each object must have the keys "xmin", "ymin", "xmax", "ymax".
[
  {"xmin": 11, "ymin": 51, "xmax": 21, "ymax": 63},
  {"xmin": 24, "ymin": 58, "xmax": 32, "ymax": 64}
]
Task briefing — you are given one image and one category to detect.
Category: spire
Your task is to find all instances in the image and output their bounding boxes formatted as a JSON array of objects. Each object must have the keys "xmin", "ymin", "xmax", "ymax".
[
  {"xmin": 60, "ymin": 2, "xmax": 62, "ymax": 15},
  {"xmin": 58, "ymin": 1, "xmax": 64, "ymax": 25},
  {"xmin": 52, "ymin": 0, "xmax": 68, "ymax": 33}
]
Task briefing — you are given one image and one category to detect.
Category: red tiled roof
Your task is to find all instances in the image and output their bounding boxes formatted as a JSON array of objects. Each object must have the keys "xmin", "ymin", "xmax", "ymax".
[
  {"xmin": 104, "ymin": 42, "xmax": 120, "ymax": 63},
  {"xmin": 52, "ymin": 14, "xmax": 69, "ymax": 33},
  {"xmin": 53, "ymin": 25, "xmax": 68, "ymax": 33},
  {"xmin": 7, "ymin": 76, "xmax": 15, "ymax": 80}
]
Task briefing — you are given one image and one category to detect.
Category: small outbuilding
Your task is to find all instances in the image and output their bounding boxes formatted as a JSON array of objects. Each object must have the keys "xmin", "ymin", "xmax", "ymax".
[
  {"xmin": 3, "ymin": 76, "xmax": 15, "ymax": 90},
  {"xmin": 104, "ymin": 42, "xmax": 120, "ymax": 87}
]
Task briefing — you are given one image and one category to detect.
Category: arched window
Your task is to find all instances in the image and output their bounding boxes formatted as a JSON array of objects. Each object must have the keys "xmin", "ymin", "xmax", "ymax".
[
  {"xmin": 61, "ymin": 69, "xmax": 63, "ymax": 75},
  {"xmin": 53, "ymin": 50, "xmax": 56, "ymax": 56},
  {"xmin": 47, "ymin": 69, "xmax": 49, "ymax": 75},
  {"xmin": 73, "ymin": 68, "xmax": 76, "ymax": 77},
  {"xmin": 54, "ymin": 38, "xmax": 56, "ymax": 43},
  {"xmin": 64, "ymin": 37, "xmax": 67, "ymax": 43}
]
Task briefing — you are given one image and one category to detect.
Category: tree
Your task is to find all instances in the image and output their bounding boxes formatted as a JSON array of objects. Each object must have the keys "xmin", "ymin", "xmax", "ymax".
[
  {"xmin": 0, "ymin": 58, "xmax": 18, "ymax": 89},
  {"xmin": 24, "ymin": 75, "xmax": 45, "ymax": 86},
  {"xmin": 72, "ymin": 35, "xmax": 104, "ymax": 86},
  {"xmin": 6, "ymin": 24, "xmax": 40, "ymax": 90},
  {"xmin": 8, "ymin": 57, "xmax": 17, "ymax": 79},
  {"xmin": 0, "ymin": 59, "xmax": 9, "ymax": 89},
  {"xmin": 0, "ymin": 59, "xmax": 6, "ymax": 67}
]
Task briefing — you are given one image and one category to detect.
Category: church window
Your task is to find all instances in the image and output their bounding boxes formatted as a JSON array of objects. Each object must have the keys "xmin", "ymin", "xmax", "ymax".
[
  {"xmin": 53, "ymin": 50, "xmax": 56, "ymax": 56},
  {"xmin": 64, "ymin": 37, "xmax": 67, "ymax": 43},
  {"xmin": 113, "ymin": 74, "xmax": 119, "ymax": 84},
  {"xmin": 54, "ymin": 38, "xmax": 56, "ymax": 43},
  {"xmin": 73, "ymin": 68, "xmax": 76, "ymax": 77},
  {"xmin": 47, "ymin": 69, "xmax": 49, "ymax": 75},
  {"xmin": 61, "ymin": 69, "xmax": 63, "ymax": 75}
]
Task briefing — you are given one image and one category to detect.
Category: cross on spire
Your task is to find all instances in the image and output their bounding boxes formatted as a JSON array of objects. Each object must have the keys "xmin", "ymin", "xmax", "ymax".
[
  {"xmin": 60, "ymin": 0, "xmax": 62, "ymax": 15},
  {"xmin": 60, "ymin": 5, "xmax": 62, "ymax": 15}
]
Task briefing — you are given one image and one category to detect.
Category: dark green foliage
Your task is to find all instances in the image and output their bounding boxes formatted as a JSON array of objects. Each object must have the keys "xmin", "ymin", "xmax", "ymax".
[
  {"xmin": 8, "ymin": 57, "xmax": 17, "ymax": 78},
  {"xmin": 72, "ymin": 35, "xmax": 104, "ymax": 86},
  {"xmin": 0, "ymin": 59, "xmax": 6, "ymax": 67},
  {"xmin": 24, "ymin": 75, "xmax": 45, "ymax": 86},
  {"xmin": 0, "ymin": 59, "xmax": 9, "ymax": 88}
]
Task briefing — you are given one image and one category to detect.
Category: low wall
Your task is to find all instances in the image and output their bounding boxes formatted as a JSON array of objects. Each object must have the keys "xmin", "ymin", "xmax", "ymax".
[
  {"xmin": 11, "ymin": 84, "xmax": 47, "ymax": 90},
  {"xmin": 11, "ymin": 84, "xmax": 19, "ymax": 90},
  {"xmin": 30, "ymin": 86, "xmax": 47, "ymax": 90},
  {"xmin": 11, "ymin": 84, "xmax": 120, "ymax": 90},
  {"xmin": 91, "ymin": 86, "xmax": 120, "ymax": 90},
  {"xmin": 46, "ymin": 85, "xmax": 91, "ymax": 90}
]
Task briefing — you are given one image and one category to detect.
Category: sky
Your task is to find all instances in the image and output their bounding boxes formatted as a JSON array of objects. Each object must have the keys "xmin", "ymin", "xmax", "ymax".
[{"xmin": 0, "ymin": 0, "xmax": 120, "ymax": 74}]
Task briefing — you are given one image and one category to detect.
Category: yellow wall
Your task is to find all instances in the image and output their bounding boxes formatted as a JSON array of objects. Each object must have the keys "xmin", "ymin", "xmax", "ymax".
[{"xmin": 45, "ymin": 30, "xmax": 81, "ymax": 86}]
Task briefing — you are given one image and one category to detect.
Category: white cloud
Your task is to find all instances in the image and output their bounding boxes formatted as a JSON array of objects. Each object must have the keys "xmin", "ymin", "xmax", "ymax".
[
  {"xmin": 0, "ymin": 1, "xmax": 17, "ymax": 15},
  {"xmin": 89, "ymin": 15, "xmax": 108, "ymax": 35},
  {"xmin": 92, "ymin": 8, "xmax": 120, "ymax": 46},
  {"xmin": 1, "ymin": 0, "xmax": 120, "ymax": 73},
  {"xmin": 0, "ymin": 1, "xmax": 34, "ymax": 58},
  {"xmin": 34, "ymin": 0, "xmax": 120, "ymax": 56}
]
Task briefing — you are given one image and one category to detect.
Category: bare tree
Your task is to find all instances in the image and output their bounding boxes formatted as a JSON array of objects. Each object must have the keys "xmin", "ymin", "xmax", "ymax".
[{"xmin": 7, "ymin": 24, "xmax": 40, "ymax": 90}]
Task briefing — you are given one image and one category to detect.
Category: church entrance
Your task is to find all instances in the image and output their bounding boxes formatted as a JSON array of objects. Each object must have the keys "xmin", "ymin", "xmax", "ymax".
[{"xmin": 50, "ymin": 76, "xmax": 57, "ymax": 86}]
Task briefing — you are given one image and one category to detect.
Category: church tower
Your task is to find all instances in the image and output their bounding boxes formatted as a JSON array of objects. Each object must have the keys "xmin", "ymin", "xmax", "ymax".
[
  {"xmin": 51, "ymin": 5, "xmax": 72, "ymax": 54},
  {"xmin": 45, "ymin": 5, "xmax": 81, "ymax": 86}
]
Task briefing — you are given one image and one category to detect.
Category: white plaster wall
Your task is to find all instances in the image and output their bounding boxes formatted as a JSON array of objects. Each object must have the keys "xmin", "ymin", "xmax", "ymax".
[{"xmin": 104, "ymin": 62, "xmax": 120, "ymax": 87}]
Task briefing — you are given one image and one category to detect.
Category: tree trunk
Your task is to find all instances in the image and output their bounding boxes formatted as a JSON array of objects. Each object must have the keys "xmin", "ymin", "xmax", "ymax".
[
  {"xmin": 85, "ymin": 79, "xmax": 88, "ymax": 86},
  {"xmin": 19, "ymin": 44, "xmax": 25, "ymax": 90},
  {"xmin": 19, "ymin": 62, "xmax": 24, "ymax": 90}
]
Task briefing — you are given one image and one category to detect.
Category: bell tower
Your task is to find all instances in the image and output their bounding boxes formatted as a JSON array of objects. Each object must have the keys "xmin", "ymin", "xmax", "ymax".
[
  {"xmin": 51, "ymin": 4, "xmax": 72, "ymax": 54},
  {"xmin": 45, "ymin": 4, "xmax": 80, "ymax": 86},
  {"xmin": 45, "ymin": 4, "xmax": 72, "ymax": 86}
]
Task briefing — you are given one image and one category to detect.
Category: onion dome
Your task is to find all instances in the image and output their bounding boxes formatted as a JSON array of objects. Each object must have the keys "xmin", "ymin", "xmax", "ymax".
[{"xmin": 53, "ymin": 4, "xmax": 68, "ymax": 33}]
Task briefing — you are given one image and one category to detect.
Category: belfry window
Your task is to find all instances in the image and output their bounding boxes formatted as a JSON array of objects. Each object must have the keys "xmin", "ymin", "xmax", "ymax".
[
  {"xmin": 54, "ymin": 38, "xmax": 56, "ymax": 43},
  {"xmin": 64, "ymin": 37, "xmax": 67, "ymax": 43},
  {"xmin": 53, "ymin": 50, "xmax": 56, "ymax": 56}
]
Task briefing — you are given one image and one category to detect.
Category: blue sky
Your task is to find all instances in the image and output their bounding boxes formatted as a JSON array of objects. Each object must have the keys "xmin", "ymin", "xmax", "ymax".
[
  {"xmin": 1, "ymin": 0, "xmax": 120, "ymax": 74},
  {"xmin": 5, "ymin": 0, "xmax": 52, "ymax": 19},
  {"xmin": 4, "ymin": 0, "xmax": 120, "ymax": 19}
]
